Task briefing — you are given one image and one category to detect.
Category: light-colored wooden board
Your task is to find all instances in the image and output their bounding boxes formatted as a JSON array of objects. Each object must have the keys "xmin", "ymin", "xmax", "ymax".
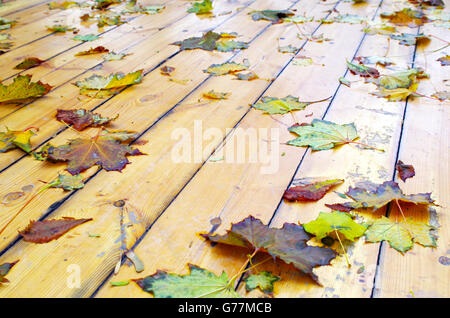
[{"xmin": 0, "ymin": 0, "xmax": 51, "ymax": 16}]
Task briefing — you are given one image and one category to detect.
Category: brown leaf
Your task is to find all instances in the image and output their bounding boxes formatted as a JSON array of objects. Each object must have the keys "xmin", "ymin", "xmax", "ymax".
[
  {"xmin": 75, "ymin": 46, "xmax": 109, "ymax": 56},
  {"xmin": 19, "ymin": 217, "xmax": 93, "ymax": 243},
  {"xmin": 56, "ymin": 108, "xmax": 116, "ymax": 130},
  {"xmin": 0, "ymin": 260, "xmax": 18, "ymax": 284},
  {"xmin": 14, "ymin": 57, "xmax": 44, "ymax": 70},
  {"xmin": 396, "ymin": 160, "xmax": 415, "ymax": 182},
  {"xmin": 283, "ymin": 179, "xmax": 344, "ymax": 201}
]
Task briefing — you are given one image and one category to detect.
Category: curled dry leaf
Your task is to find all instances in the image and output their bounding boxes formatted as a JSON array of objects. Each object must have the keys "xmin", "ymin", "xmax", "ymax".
[
  {"xmin": 283, "ymin": 179, "xmax": 344, "ymax": 201},
  {"xmin": 396, "ymin": 160, "xmax": 415, "ymax": 182},
  {"xmin": 19, "ymin": 217, "xmax": 93, "ymax": 243}
]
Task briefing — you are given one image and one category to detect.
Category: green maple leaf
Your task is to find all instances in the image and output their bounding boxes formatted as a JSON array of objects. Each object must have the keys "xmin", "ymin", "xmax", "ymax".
[
  {"xmin": 365, "ymin": 216, "xmax": 437, "ymax": 253},
  {"xmin": 201, "ymin": 216, "xmax": 337, "ymax": 282},
  {"xmin": 325, "ymin": 181, "xmax": 436, "ymax": 212},
  {"xmin": 47, "ymin": 24, "xmax": 76, "ymax": 32},
  {"xmin": 103, "ymin": 52, "xmax": 127, "ymax": 61},
  {"xmin": 133, "ymin": 264, "xmax": 240, "ymax": 298},
  {"xmin": 0, "ymin": 261, "xmax": 18, "ymax": 284},
  {"xmin": 73, "ymin": 34, "xmax": 100, "ymax": 42},
  {"xmin": 303, "ymin": 211, "xmax": 367, "ymax": 241},
  {"xmin": 244, "ymin": 271, "xmax": 280, "ymax": 294},
  {"xmin": 187, "ymin": 0, "xmax": 213, "ymax": 15},
  {"xmin": 50, "ymin": 174, "xmax": 85, "ymax": 191},
  {"xmin": 252, "ymin": 95, "xmax": 310, "ymax": 114},
  {"xmin": 0, "ymin": 75, "xmax": 52, "ymax": 105},
  {"xmin": 0, "ymin": 128, "xmax": 35, "ymax": 153},
  {"xmin": 287, "ymin": 119, "xmax": 360, "ymax": 151}
]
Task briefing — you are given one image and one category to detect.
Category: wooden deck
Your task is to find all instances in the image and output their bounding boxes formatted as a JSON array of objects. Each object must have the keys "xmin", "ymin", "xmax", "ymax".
[{"xmin": 0, "ymin": 0, "xmax": 448, "ymax": 298}]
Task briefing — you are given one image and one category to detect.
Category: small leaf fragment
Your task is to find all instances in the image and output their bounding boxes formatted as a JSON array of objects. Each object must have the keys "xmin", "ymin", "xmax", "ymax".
[
  {"xmin": 396, "ymin": 160, "xmax": 415, "ymax": 182},
  {"xmin": 75, "ymin": 46, "xmax": 109, "ymax": 56},
  {"xmin": 283, "ymin": 179, "xmax": 344, "ymax": 201},
  {"xmin": 244, "ymin": 271, "xmax": 280, "ymax": 294},
  {"xmin": 0, "ymin": 260, "xmax": 18, "ymax": 284},
  {"xmin": 249, "ymin": 10, "xmax": 294, "ymax": 23},
  {"xmin": 51, "ymin": 174, "xmax": 85, "ymax": 191},
  {"xmin": 14, "ymin": 57, "xmax": 44, "ymax": 70}
]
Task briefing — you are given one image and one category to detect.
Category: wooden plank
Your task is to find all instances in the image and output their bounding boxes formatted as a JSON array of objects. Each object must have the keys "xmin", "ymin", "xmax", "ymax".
[
  {"xmin": 0, "ymin": 0, "xmax": 251, "ymax": 167},
  {"xmin": 95, "ymin": 0, "xmax": 427, "ymax": 298},
  {"xmin": 0, "ymin": 0, "xmax": 304, "ymax": 297},
  {"xmin": 373, "ymin": 19, "xmax": 450, "ymax": 298},
  {"xmin": 92, "ymin": 0, "xmax": 393, "ymax": 298},
  {"xmin": 0, "ymin": 0, "xmax": 51, "ymax": 16}
]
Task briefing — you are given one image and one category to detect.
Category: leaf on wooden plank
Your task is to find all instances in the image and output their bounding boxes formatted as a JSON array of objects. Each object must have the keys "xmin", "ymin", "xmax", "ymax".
[
  {"xmin": 234, "ymin": 71, "xmax": 259, "ymax": 81},
  {"xmin": 303, "ymin": 211, "xmax": 367, "ymax": 241},
  {"xmin": 0, "ymin": 34, "xmax": 10, "ymax": 41},
  {"xmin": 160, "ymin": 66, "xmax": 175, "ymax": 76},
  {"xmin": 334, "ymin": 14, "xmax": 366, "ymax": 24},
  {"xmin": 414, "ymin": 0, "xmax": 445, "ymax": 7},
  {"xmin": 249, "ymin": 10, "xmax": 294, "ymax": 23},
  {"xmin": 371, "ymin": 68, "xmax": 426, "ymax": 90},
  {"xmin": 365, "ymin": 216, "xmax": 437, "ymax": 253},
  {"xmin": 48, "ymin": 1, "xmax": 81, "ymax": 10},
  {"xmin": 0, "ymin": 75, "xmax": 52, "ymax": 105},
  {"xmin": 19, "ymin": 217, "xmax": 93, "ymax": 243},
  {"xmin": 14, "ymin": 57, "xmax": 45, "ymax": 70},
  {"xmin": 432, "ymin": 91, "xmax": 450, "ymax": 101},
  {"xmin": 0, "ymin": 17, "xmax": 16, "ymax": 29},
  {"xmin": 283, "ymin": 179, "xmax": 344, "ymax": 201},
  {"xmin": 47, "ymin": 24, "xmax": 77, "ymax": 32},
  {"xmin": 347, "ymin": 60, "xmax": 380, "ymax": 78},
  {"xmin": 103, "ymin": 52, "xmax": 127, "ymax": 61},
  {"xmin": 339, "ymin": 77, "xmax": 351, "ymax": 87},
  {"xmin": 244, "ymin": 271, "xmax": 280, "ymax": 294},
  {"xmin": 363, "ymin": 22, "xmax": 397, "ymax": 35},
  {"xmin": 50, "ymin": 174, "xmax": 85, "ymax": 191},
  {"xmin": 389, "ymin": 33, "xmax": 430, "ymax": 46},
  {"xmin": 283, "ymin": 15, "xmax": 313, "ymax": 23},
  {"xmin": 396, "ymin": 160, "xmax": 415, "ymax": 182},
  {"xmin": 325, "ymin": 181, "xmax": 436, "ymax": 212},
  {"xmin": 133, "ymin": 264, "xmax": 240, "ymax": 298},
  {"xmin": 293, "ymin": 56, "xmax": 313, "ymax": 67},
  {"xmin": 75, "ymin": 70, "xmax": 143, "ymax": 97},
  {"xmin": 122, "ymin": 3, "xmax": 165, "ymax": 14},
  {"xmin": 0, "ymin": 260, "xmax": 18, "ymax": 284},
  {"xmin": 0, "ymin": 128, "xmax": 35, "ymax": 153},
  {"xmin": 202, "ymin": 90, "xmax": 230, "ymax": 100},
  {"xmin": 371, "ymin": 82, "xmax": 419, "ymax": 101},
  {"xmin": 75, "ymin": 46, "xmax": 109, "ymax": 56},
  {"xmin": 46, "ymin": 130, "xmax": 144, "ymax": 174},
  {"xmin": 92, "ymin": 0, "xmax": 120, "ymax": 10},
  {"xmin": 355, "ymin": 56, "xmax": 394, "ymax": 67},
  {"xmin": 252, "ymin": 95, "xmax": 310, "ymax": 115},
  {"xmin": 97, "ymin": 12, "xmax": 124, "ymax": 27},
  {"xmin": 380, "ymin": 8, "xmax": 430, "ymax": 27},
  {"xmin": 201, "ymin": 216, "xmax": 337, "ymax": 282},
  {"xmin": 204, "ymin": 61, "xmax": 249, "ymax": 76},
  {"xmin": 110, "ymin": 281, "xmax": 129, "ymax": 286},
  {"xmin": 173, "ymin": 31, "xmax": 248, "ymax": 52},
  {"xmin": 278, "ymin": 45, "xmax": 298, "ymax": 53},
  {"xmin": 187, "ymin": 0, "xmax": 213, "ymax": 15},
  {"xmin": 73, "ymin": 34, "xmax": 100, "ymax": 42},
  {"xmin": 32, "ymin": 143, "xmax": 53, "ymax": 161},
  {"xmin": 56, "ymin": 108, "xmax": 117, "ymax": 130},
  {"xmin": 437, "ymin": 55, "xmax": 450, "ymax": 66},
  {"xmin": 287, "ymin": 119, "xmax": 359, "ymax": 151}
]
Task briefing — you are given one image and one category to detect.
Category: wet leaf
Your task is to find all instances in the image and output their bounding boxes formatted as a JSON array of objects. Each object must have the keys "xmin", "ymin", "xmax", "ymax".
[
  {"xmin": 75, "ymin": 46, "xmax": 109, "ymax": 56},
  {"xmin": 74, "ymin": 70, "xmax": 143, "ymax": 96},
  {"xmin": 347, "ymin": 60, "xmax": 380, "ymax": 78},
  {"xmin": 133, "ymin": 264, "xmax": 240, "ymax": 298},
  {"xmin": 283, "ymin": 179, "xmax": 344, "ymax": 201},
  {"xmin": 187, "ymin": 0, "xmax": 213, "ymax": 15},
  {"xmin": 244, "ymin": 271, "xmax": 280, "ymax": 294},
  {"xmin": 325, "ymin": 181, "xmax": 436, "ymax": 212},
  {"xmin": 396, "ymin": 160, "xmax": 415, "ymax": 182},
  {"xmin": 173, "ymin": 31, "xmax": 248, "ymax": 52},
  {"xmin": 0, "ymin": 128, "xmax": 35, "ymax": 153},
  {"xmin": 201, "ymin": 216, "xmax": 337, "ymax": 282},
  {"xmin": 252, "ymin": 95, "xmax": 310, "ymax": 115},
  {"xmin": 97, "ymin": 12, "xmax": 123, "ymax": 27},
  {"xmin": 287, "ymin": 119, "xmax": 359, "ymax": 151},
  {"xmin": 365, "ymin": 216, "xmax": 437, "ymax": 253},
  {"xmin": 202, "ymin": 90, "xmax": 230, "ymax": 100},
  {"xmin": 0, "ymin": 75, "xmax": 52, "ymax": 105},
  {"xmin": 56, "ymin": 108, "xmax": 116, "ymax": 130},
  {"xmin": 19, "ymin": 217, "xmax": 93, "ymax": 243},
  {"xmin": 50, "ymin": 174, "xmax": 85, "ymax": 191},
  {"xmin": 160, "ymin": 66, "xmax": 175, "ymax": 76},
  {"xmin": 103, "ymin": 52, "xmax": 127, "ymax": 61},
  {"xmin": 0, "ymin": 261, "xmax": 18, "ymax": 284},
  {"xmin": 46, "ymin": 130, "xmax": 144, "ymax": 175},
  {"xmin": 250, "ymin": 10, "xmax": 294, "ymax": 23},
  {"xmin": 204, "ymin": 61, "xmax": 249, "ymax": 76},
  {"xmin": 14, "ymin": 57, "xmax": 44, "ymax": 70},
  {"xmin": 389, "ymin": 33, "xmax": 429, "ymax": 46},
  {"xmin": 380, "ymin": 8, "xmax": 430, "ymax": 27},
  {"xmin": 73, "ymin": 34, "xmax": 100, "ymax": 42},
  {"xmin": 303, "ymin": 211, "xmax": 367, "ymax": 241}
]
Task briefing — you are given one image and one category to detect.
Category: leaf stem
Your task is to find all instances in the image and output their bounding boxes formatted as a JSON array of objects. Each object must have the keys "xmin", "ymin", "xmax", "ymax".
[
  {"xmin": 349, "ymin": 140, "xmax": 385, "ymax": 152},
  {"xmin": 334, "ymin": 229, "xmax": 351, "ymax": 268},
  {"xmin": 227, "ymin": 248, "xmax": 260, "ymax": 289}
]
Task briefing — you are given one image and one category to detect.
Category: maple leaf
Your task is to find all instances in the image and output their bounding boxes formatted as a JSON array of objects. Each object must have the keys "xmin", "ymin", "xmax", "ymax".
[
  {"xmin": 437, "ymin": 55, "xmax": 450, "ymax": 66},
  {"xmin": 173, "ymin": 31, "xmax": 248, "ymax": 52},
  {"xmin": 201, "ymin": 216, "xmax": 337, "ymax": 282},
  {"xmin": 372, "ymin": 68, "xmax": 426, "ymax": 90},
  {"xmin": 19, "ymin": 217, "xmax": 93, "ymax": 243},
  {"xmin": 14, "ymin": 57, "xmax": 44, "ymax": 70},
  {"xmin": 365, "ymin": 216, "xmax": 437, "ymax": 253},
  {"xmin": 103, "ymin": 52, "xmax": 127, "ymax": 61},
  {"xmin": 73, "ymin": 34, "xmax": 100, "ymax": 42},
  {"xmin": 133, "ymin": 264, "xmax": 240, "ymax": 298},
  {"xmin": 204, "ymin": 61, "xmax": 249, "ymax": 76},
  {"xmin": 389, "ymin": 33, "xmax": 430, "ymax": 46},
  {"xmin": 187, "ymin": 0, "xmax": 213, "ymax": 15},
  {"xmin": 0, "ymin": 260, "xmax": 18, "ymax": 284},
  {"xmin": 50, "ymin": 173, "xmax": 85, "ymax": 191},
  {"xmin": 56, "ymin": 108, "xmax": 116, "ymax": 130},
  {"xmin": 0, "ymin": 75, "xmax": 52, "ymax": 105},
  {"xmin": 97, "ymin": 12, "xmax": 124, "ymax": 27},
  {"xmin": 347, "ymin": 60, "xmax": 380, "ymax": 78},
  {"xmin": 396, "ymin": 160, "xmax": 415, "ymax": 182},
  {"xmin": 283, "ymin": 179, "xmax": 344, "ymax": 201},
  {"xmin": 249, "ymin": 10, "xmax": 294, "ymax": 23},
  {"xmin": 283, "ymin": 15, "xmax": 313, "ymax": 23},
  {"xmin": 363, "ymin": 22, "xmax": 397, "ymax": 35},
  {"xmin": 380, "ymin": 8, "xmax": 430, "ymax": 27},
  {"xmin": 334, "ymin": 14, "xmax": 366, "ymax": 24},
  {"xmin": 46, "ymin": 130, "xmax": 144, "ymax": 175},
  {"xmin": 244, "ymin": 271, "xmax": 280, "ymax": 294},
  {"xmin": 371, "ymin": 83, "xmax": 419, "ymax": 102},
  {"xmin": 287, "ymin": 119, "xmax": 358, "ymax": 151},
  {"xmin": 47, "ymin": 24, "xmax": 77, "ymax": 32},
  {"xmin": 75, "ymin": 46, "xmax": 109, "ymax": 56},
  {"xmin": 252, "ymin": 95, "xmax": 310, "ymax": 115},
  {"xmin": 325, "ymin": 181, "xmax": 436, "ymax": 212},
  {"xmin": 202, "ymin": 90, "xmax": 230, "ymax": 100},
  {"xmin": 303, "ymin": 211, "xmax": 367, "ymax": 241},
  {"xmin": 0, "ymin": 128, "xmax": 35, "ymax": 153},
  {"xmin": 74, "ymin": 70, "xmax": 143, "ymax": 97}
]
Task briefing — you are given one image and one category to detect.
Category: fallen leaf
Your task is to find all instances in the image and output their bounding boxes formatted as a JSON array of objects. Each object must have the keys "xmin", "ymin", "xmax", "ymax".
[
  {"xmin": 56, "ymin": 108, "xmax": 116, "ymax": 130},
  {"xmin": 0, "ymin": 261, "xmax": 18, "ymax": 284},
  {"xmin": 234, "ymin": 71, "xmax": 259, "ymax": 81},
  {"xmin": 365, "ymin": 216, "xmax": 437, "ymax": 253},
  {"xmin": 325, "ymin": 181, "xmax": 436, "ymax": 212},
  {"xmin": 0, "ymin": 128, "xmax": 35, "ymax": 153},
  {"xmin": 75, "ymin": 46, "xmax": 109, "ymax": 56},
  {"xmin": 48, "ymin": 1, "xmax": 81, "ymax": 10},
  {"xmin": 389, "ymin": 33, "xmax": 430, "ymax": 46},
  {"xmin": 334, "ymin": 14, "xmax": 366, "ymax": 24},
  {"xmin": 73, "ymin": 34, "xmax": 100, "ymax": 42},
  {"xmin": 75, "ymin": 70, "xmax": 143, "ymax": 97},
  {"xmin": 283, "ymin": 179, "xmax": 344, "ymax": 201},
  {"xmin": 396, "ymin": 160, "xmax": 415, "ymax": 182},
  {"xmin": 187, "ymin": 0, "xmax": 213, "ymax": 15},
  {"xmin": 0, "ymin": 75, "xmax": 52, "ymax": 105},
  {"xmin": 133, "ymin": 264, "xmax": 240, "ymax": 298},
  {"xmin": 293, "ymin": 56, "xmax": 313, "ymax": 67},
  {"xmin": 110, "ymin": 281, "xmax": 129, "ymax": 286},
  {"xmin": 437, "ymin": 55, "xmax": 450, "ymax": 66},
  {"xmin": 19, "ymin": 217, "xmax": 93, "ymax": 243},
  {"xmin": 47, "ymin": 24, "xmax": 77, "ymax": 32},
  {"xmin": 283, "ymin": 15, "xmax": 313, "ymax": 23},
  {"xmin": 103, "ymin": 52, "xmax": 127, "ymax": 61},
  {"xmin": 244, "ymin": 271, "xmax": 280, "ymax": 294},
  {"xmin": 278, "ymin": 45, "xmax": 298, "ymax": 53},
  {"xmin": 347, "ymin": 60, "xmax": 380, "ymax": 78},
  {"xmin": 204, "ymin": 61, "xmax": 248, "ymax": 76},
  {"xmin": 252, "ymin": 95, "xmax": 310, "ymax": 115},
  {"xmin": 380, "ymin": 8, "xmax": 430, "ymax": 27},
  {"xmin": 50, "ymin": 174, "xmax": 84, "ymax": 191},
  {"xmin": 173, "ymin": 31, "xmax": 248, "ymax": 52},
  {"xmin": 249, "ymin": 10, "xmax": 294, "ymax": 23},
  {"xmin": 202, "ymin": 90, "xmax": 230, "ymax": 100},
  {"xmin": 14, "ymin": 57, "xmax": 44, "ymax": 70},
  {"xmin": 355, "ymin": 56, "xmax": 394, "ymax": 67},
  {"xmin": 46, "ymin": 130, "xmax": 144, "ymax": 175},
  {"xmin": 160, "ymin": 66, "xmax": 175, "ymax": 76},
  {"xmin": 201, "ymin": 216, "xmax": 337, "ymax": 282},
  {"xmin": 97, "ymin": 12, "xmax": 124, "ymax": 27}
]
